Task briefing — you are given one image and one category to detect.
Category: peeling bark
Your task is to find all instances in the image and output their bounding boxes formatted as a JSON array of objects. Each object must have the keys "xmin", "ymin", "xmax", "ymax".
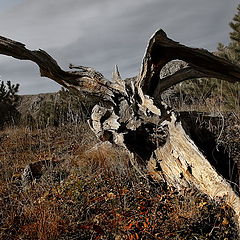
[{"xmin": 1, "ymin": 30, "xmax": 240, "ymax": 231}]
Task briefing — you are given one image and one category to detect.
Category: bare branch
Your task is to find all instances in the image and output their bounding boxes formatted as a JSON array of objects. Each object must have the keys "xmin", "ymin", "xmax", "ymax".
[
  {"xmin": 0, "ymin": 36, "xmax": 118, "ymax": 104},
  {"xmin": 138, "ymin": 29, "xmax": 240, "ymax": 96},
  {"xmin": 153, "ymin": 67, "xmax": 207, "ymax": 96}
]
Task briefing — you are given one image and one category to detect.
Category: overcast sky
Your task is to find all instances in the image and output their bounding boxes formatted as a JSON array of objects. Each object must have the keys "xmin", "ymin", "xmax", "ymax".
[{"xmin": 0, "ymin": 0, "xmax": 238, "ymax": 94}]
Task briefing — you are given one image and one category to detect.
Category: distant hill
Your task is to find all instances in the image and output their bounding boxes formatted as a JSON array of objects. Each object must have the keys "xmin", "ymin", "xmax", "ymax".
[{"xmin": 17, "ymin": 92, "xmax": 58, "ymax": 118}]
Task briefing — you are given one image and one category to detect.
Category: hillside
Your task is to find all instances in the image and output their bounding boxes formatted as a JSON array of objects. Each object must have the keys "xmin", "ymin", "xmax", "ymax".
[{"xmin": 18, "ymin": 93, "xmax": 57, "ymax": 117}]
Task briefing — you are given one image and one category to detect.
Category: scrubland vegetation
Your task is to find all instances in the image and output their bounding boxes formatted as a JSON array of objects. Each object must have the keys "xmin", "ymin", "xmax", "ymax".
[
  {"xmin": 0, "ymin": 4, "xmax": 240, "ymax": 240},
  {"xmin": 0, "ymin": 80, "xmax": 239, "ymax": 239},
  {"xmin": 0, "ymin": 122, "xmax": 238, "ymax": 239}
]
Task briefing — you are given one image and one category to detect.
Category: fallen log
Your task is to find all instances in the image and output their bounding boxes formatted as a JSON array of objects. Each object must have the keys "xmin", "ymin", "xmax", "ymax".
[{"xmin": 1, "ymin": 29, "xmax": 240, "ymax": 231}]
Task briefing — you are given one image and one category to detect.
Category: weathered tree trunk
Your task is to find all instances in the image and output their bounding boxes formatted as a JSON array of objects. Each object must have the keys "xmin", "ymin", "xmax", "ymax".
[{"xmin": 1, "ymin": 29, "xmax": 240, "ymax": 230}]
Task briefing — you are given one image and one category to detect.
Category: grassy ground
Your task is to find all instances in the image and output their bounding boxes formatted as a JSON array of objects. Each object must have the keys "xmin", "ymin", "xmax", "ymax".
[{"xmin": 0, "ymin": 123, "xmax": 237, "ymax": 239}]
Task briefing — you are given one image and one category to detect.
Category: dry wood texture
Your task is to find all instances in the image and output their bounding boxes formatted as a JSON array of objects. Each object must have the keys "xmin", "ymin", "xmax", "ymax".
[{"xmin": 1, "ymin": 29, "xmax": 240, "ymax": 231}]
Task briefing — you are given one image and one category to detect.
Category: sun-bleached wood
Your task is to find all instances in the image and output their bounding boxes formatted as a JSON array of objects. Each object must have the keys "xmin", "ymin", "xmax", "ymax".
[{"xmin": 1, "ymin": 29, "xmax": 240, "ymax": 231}]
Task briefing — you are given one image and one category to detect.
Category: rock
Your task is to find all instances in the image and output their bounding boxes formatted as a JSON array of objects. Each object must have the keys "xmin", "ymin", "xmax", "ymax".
[{"xmin": 21, "ymin": 159, "xmax": 65, "ymax": 186}]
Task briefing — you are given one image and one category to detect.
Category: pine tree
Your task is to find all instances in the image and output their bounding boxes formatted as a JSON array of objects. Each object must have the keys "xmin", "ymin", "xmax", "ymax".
[
  {"xmin": 0, "ymin": 80, "xmax": 20, "ymax": 128},
  {"xmin": 0, "ymin": 80, "xmax": 19, "ymax": 106},
  {"xmin": 229, "ymin": 5, "xmax": 240, "ymax": 44},
  {"xmin": 218, "ymin": 4, "xmax": 240, "ymax": 64},
  {"xmin": 216, "ymin": 4, "xmax": 240, "ymax": 111}
]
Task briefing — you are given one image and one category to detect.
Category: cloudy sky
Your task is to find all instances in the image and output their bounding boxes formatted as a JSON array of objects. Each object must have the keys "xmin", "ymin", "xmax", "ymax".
[{"xmin": 0, "ymin": 0, "xmax": 238, "ymax": 94}]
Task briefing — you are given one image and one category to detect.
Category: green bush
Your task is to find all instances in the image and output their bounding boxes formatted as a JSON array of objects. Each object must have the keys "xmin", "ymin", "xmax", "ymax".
[{"xmin": 0, "ymin": 80, "xmax": 20, "ymax": 129}]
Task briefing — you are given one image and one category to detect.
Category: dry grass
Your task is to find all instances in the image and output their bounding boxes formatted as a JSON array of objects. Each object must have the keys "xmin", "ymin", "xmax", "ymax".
[
  {"xmin": 0, "ymin": 123, "xmax": 238, "ymax": 239},
  {"xmin": 163, "ymin": 79, "xmax": 240, "ymax": 119}
]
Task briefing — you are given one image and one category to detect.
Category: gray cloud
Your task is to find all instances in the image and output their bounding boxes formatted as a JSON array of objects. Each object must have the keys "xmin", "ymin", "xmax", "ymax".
[{"xmin": 0, "ymin": 0, "xmax": 238, "ymax": 94}]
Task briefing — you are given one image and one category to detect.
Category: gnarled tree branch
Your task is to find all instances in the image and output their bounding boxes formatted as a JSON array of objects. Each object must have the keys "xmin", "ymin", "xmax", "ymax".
[
  {"xmin": 153, "ymin": 67, "xmax": 207, "ymax": 96},
  {"xmin": 137, "ymin": 29, "xmax": 240, "ymax": 96},
  {"xmin": 0, "ymin": 36, "xmax": 123, "ymax": 104},
  {"xmin": 1, "ymin": 30, "xmax": 240, "ymax": 233}
]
